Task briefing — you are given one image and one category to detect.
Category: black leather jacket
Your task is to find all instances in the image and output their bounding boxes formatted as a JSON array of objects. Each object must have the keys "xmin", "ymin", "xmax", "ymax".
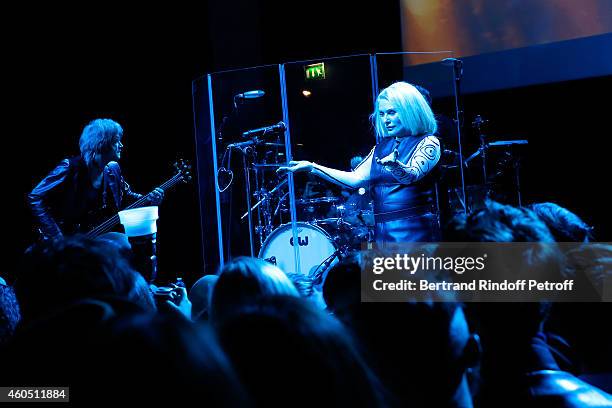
[
  {"xmin": 29, "ymin": 157, "xmax": 142, "ymax": 238},
  {"xmin": 370, "ymin": 135, "xmax": 440, "ymax": 242}
]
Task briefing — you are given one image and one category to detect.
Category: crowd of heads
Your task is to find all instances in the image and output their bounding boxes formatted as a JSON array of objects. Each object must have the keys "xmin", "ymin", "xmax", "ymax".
[{"xmin": 1, "ymin": 199, "xmax": 610, "ymax": 406}]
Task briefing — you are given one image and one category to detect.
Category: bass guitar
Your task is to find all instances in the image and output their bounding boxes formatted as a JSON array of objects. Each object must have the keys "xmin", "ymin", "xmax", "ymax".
[
  {"xmin": 85, "ymin": 159, "xmax": 192, "ymax": 238},
  {"xmin": 35, "ymin": 159, "xmax": 192, "ymax": 240}
]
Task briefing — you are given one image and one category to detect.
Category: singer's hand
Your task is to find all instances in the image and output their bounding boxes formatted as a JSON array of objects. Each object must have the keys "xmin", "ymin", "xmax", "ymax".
[
  {"xmin": 375, "ymin": 149, "xmax": 406, "ymax": 169},
  {"xmin": 276, "ymin": 160, "xmax": 313, "ymax": 175}
]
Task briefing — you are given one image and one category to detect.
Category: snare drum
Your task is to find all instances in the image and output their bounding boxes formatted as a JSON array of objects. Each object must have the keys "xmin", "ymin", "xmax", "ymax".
[{"xmin": 259, "ymin": 222, "xmax": 339, "ymax": 282}]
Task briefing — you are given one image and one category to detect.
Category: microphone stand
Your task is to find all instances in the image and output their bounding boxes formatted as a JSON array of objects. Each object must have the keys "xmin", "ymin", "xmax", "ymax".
[
  {"xmin": 227, "ymin": 132, "xmax": 282, "ymax": 255},
  {"xmin": 228, "ymin": 144, "xmax": 256, "ymax": 257},
  {"xmin": 218, "ymin": 99, "xmax": 242, "ymax": 143},
  {"xmin": 216, "ymin": 100, "xmax": 240, "ymax": 262},
  {"xmin": 243, "ymin": 148, "xmax": 255, "ymax": 257}
]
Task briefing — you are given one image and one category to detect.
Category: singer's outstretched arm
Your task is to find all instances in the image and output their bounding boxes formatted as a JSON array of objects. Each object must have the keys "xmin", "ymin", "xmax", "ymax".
[{"xmin": 277, "ymin": 147, "xmax": 374, "ymax": 189}]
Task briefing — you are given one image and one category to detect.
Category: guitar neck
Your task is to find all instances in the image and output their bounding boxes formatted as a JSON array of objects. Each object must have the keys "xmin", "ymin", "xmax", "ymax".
[{"xmin": 87, "ymin": 173, "xmax": 184, "ymax": 238}]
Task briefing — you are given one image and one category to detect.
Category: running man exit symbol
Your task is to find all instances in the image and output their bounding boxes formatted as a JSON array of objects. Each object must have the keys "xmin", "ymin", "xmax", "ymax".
[{"xmin": 305, "ymin": 63, "xmax": 325, "ymax": 80}]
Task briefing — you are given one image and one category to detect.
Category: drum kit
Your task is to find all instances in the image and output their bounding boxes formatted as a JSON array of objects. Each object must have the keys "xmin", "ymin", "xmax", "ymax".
[
  {"xmin": 217, "ymin": 120, "xmax": 375, "ymax": 283},
  {"xmin": 215, "ymin": 110, "xmax": 375, "ymax": 286},
  {"xmin": 253, "ymin": 185, "xmax": 375, "ymax": 285}
]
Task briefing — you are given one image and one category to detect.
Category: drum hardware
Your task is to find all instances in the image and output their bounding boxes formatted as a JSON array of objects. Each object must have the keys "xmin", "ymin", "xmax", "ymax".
[
  {"xmin": 241, "ymin": 178, "xmax": 288, "ymax": 221},
  {"xmin": 240, "ymin": 189, "xmax": 269, "ymax": 221},
  {"xmin": 464, "ymin": 115, "xmax": 527, "ymax": 170},
  {"xmin": 274, "ymin": 192, "xmax": 290, "ymax": 218},
  {"xmin": 239, "ymin": 144, "xmax": 257, "ymax": 256},
  {"xmin": 442, "ymin": 57, "xmax": 467, "ymax": 215},
  {"xmin": 319, "ymin": 218, "xmax": 367, "ymax": 248},
  {"xmin": 462, "ymin": 133, "xmax": 528, "ymax": 209},
  {"xmin": 295, "ymin": 196, "xmax": 341, "ymax": 222},
  {"xmin": 221, "ymin": 153, "xmax": 273, "ymax": 253},
  {"xmin": 250, "ymin": 178, "xmax": 289, "ymax": 243},
  {"xmin": 465, "ymin": 115, "xmax": 489, "ymax": 183},
  {"xmin": 296, "ymin": 197, "xmax": 341, "ymax": 205},
  {"xmin": 441, "ymin": 149, "xmax": 461, "ymax": 168},
  {"xmin": 255, "ymin": 224, "xmax": 274, "ymax": 241},
  {"xmin": 310, "ymin": 247, "xmax": 346, "ymax": 286},
  {"xmin": 464, "ymin": 140, "xmax": 528, "ymax": 170},
  {"xmin": 252, "ymin": 162, "xmax": 288, "ymax": 168},
  {"xmin": 488, "ymin": 140, "xmax": 528, "ymax": 147},
  {"xmin": 488, "ymin": 141, "xmax": 527, "ymax": 207}
]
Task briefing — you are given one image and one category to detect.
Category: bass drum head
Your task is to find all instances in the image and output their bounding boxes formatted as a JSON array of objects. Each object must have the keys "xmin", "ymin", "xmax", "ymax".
[{"xmin": 259, "ymin": 222, "xmax": 337, "ymax": 280}]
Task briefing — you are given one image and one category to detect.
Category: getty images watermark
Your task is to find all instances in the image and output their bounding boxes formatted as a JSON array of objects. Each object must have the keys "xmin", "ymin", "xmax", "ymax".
[{"xmin": 360, "ymin": 243, "xmax": 611, "ymax": 302}]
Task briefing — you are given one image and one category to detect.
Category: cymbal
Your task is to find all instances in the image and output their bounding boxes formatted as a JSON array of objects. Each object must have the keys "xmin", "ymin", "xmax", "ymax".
[
  {"xmin": 296, "ymin": 197, "xmax": 340, "ymax": 205},
  {"xmin": 252, "ymin": 163, "xmax": 288, "ymax": 168},
  {"xmin": 488, "ymin": 140, "xmax": 528, "ymax": 147}
]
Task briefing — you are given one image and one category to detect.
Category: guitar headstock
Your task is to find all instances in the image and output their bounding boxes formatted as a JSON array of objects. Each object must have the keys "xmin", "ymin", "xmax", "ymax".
[{"xmin": 174, "ymin": 159, "xmax": 193, "ymax": 183}]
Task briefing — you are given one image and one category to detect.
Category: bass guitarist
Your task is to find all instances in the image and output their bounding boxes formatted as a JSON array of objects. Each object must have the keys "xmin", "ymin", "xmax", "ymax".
[{"xmin": 29, "ymin": 118, "xmax": 164, "ymax": 240}]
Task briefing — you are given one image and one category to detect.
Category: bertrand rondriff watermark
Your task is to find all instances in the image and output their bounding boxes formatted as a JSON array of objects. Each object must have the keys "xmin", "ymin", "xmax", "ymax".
[{"xmin": 359, "ymin": 243, "xmax": 610, "ymax": 302}]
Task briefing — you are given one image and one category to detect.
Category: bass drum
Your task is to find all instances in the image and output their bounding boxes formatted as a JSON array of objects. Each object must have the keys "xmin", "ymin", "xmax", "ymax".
[{"xmin": 259, "ymin": 222, "xmax": 338, "ymax": 284}]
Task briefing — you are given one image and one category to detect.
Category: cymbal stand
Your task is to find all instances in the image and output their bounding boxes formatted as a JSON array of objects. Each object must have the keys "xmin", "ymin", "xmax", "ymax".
[
  {"xmin": 242, "ymin": 178, "xmax": 287, "ymax": 242},
  {"xmin": 514, "ymin": 155, "xmax": 523, "ymax": 207},
  {"xmin": 274, "ymin": 192, "xmax": 289, "ymax": 223},
  {"xmin": 472, "ymin": 115, "xmax": 489, "ymax": 184},
  {"xmin": 253, "ymin": 190, "xmax": 266, "ymax": 247},
  {"xmin": 445, "ymin": 57, "xmax": 468, "ymax": 214}
]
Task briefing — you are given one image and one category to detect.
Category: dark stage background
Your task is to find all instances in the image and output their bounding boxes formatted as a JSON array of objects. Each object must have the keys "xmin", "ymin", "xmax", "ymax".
[{"xmin": 4, "ymin": 1, "xmax": 611, "ymax": 288}]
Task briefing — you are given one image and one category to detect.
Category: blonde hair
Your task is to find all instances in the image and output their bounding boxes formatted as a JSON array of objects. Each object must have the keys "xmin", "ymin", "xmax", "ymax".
[{"xmin": 371, "ymin": 82, "xmax": 437, "ymax": 139}]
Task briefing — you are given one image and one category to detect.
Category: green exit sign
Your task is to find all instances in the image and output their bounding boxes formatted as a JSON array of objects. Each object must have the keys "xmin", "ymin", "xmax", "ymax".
[{"xmin": 305, "ymin": 63, "xmax": 326, "ymax": 80}]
